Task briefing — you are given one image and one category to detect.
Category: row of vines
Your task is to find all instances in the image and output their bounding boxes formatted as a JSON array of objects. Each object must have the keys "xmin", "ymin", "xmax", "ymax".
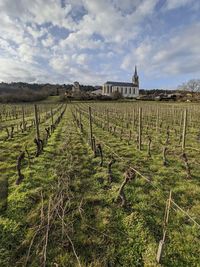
[
  {"xmin": 0, "ymin": 101, "xmax": 199, "ymax": 266},
  {"xmin": 0, "ymin": 103, "xmax": 66, "ymax": 209},
  {"xmin": 71, "ymin": 101, "xmax": 200, "ymax": 266}
]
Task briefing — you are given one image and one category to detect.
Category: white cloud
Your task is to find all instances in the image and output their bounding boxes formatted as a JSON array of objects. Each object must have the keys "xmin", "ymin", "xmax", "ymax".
[
  {"xmin": 49, "ymin": 55, "xmax": 70, "ymax": 72},
  {"xmin": 42, "ymin": 34, "xmax": 55, "ymax": 47},
  {"xmin": 79, "ymin": 0, "xmax": 158, "ymax": 43},
  {"xmin": 165, "ymin": 0, "xmax": 194, "ymax": 10},
  {"xmin": 0, "ymin": 0, "xmax": 160, "ymax": 84},
  {"xmin": 27, "ymin": 24, "xmax": 47, "ymax": 41},
  {"xmin": 27, "ymin": 0, "xmax": 72, "ymax": 27},
  {"xmin": 0, "ymin": 0, "xmax": 73, "ymax": 28},
  {"xmin": 0, "ymin": 38, "xmax": 17, "ymax": 57},
  {"xmin": 0, "ymin": 0, "xmax": 199, "ymax": 86},
  {"xmin": 59, "ymin": 0, "xmax": 158, "ymax": 50},
  {"xmin": 75, "ymin": 53, "xmax": 88, "ymax": 65},
  {"xmin": 60, "ymin": 31, "xmax": 104, "ymax": 52},
  {"xmin": 121, "ymin": 22, "xmax": 200, "ymax": 77},
  {"xmin": 0, "ymin": 57, "xmax": 48, "ymax": 83},
  {"xmin": 0, "ymin": 14, "xmax": 25, "ymax": 45}
]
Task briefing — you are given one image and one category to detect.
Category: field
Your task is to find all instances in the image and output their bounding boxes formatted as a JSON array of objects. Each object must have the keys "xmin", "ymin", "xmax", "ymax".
[{"xmin": 0, "ymin": 101, "xmax": 200, "ymax": 267}]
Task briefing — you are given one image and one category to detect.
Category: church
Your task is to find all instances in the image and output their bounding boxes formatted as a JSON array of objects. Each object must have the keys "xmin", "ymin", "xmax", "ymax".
[{"xmin": 102, "ymin": 66, "xmax": 139, "ymax": 98}]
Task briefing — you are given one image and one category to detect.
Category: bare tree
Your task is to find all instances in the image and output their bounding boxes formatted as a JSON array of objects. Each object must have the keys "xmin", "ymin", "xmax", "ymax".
[{"xmin": 177, "ymin": 79, "xmax": 200, "ymax": 92}]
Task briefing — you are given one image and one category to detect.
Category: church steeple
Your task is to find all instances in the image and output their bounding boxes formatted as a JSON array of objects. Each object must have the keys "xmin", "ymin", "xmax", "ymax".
[
  {"xmin": 134, "ymin": 65, "xmax": 137, "ymax": 76},
  {"xmin": 132, "ymin": 65, "xmax": 139, "ymax": 87}
]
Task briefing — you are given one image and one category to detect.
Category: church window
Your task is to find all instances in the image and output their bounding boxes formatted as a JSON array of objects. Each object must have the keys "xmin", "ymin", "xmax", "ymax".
[
  {"xmin": 129, "ymin": 88, "xmax": 131, "ymax": 94},
  {"xmin": 125, "ymin": 88, "xmax": 127, "ymax": 94}
]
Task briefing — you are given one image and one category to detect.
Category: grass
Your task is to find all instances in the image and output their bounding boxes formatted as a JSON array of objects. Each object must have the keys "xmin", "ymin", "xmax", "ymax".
[
  {"xmin": 0, "ymin": 104, "xmax": 64, "ymax": 211},
  {"xmin": 0, "ymin": 176, "xmax": 8, "ymax": 210},
  {"xmin": 39, "ymin": 95, "xmax": 61, "ymax": 103},
  {"xmin": 0, "ymin": 102, "xmax": 199, "ymax": 266}
]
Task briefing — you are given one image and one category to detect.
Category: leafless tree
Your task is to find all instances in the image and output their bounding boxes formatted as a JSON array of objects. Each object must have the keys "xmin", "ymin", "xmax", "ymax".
[{"xmin": 177, "ymin": 79, "xmax": 200, "ymax": 92}]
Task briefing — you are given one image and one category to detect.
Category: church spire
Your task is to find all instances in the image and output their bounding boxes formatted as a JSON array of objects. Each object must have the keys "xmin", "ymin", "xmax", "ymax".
[
  {"xmin": 132, "ymin": 65, "xmax": 139, "ymax": 87},
  {"xmin": 134, "ymin": 65, "xmax": 138, "ymax": 77}
]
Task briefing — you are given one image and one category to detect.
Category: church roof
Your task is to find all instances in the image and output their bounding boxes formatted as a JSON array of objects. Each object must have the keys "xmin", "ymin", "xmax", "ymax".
[{"xmin": 105, "ymin": 81, "xmax": 135, "ymax": 87}]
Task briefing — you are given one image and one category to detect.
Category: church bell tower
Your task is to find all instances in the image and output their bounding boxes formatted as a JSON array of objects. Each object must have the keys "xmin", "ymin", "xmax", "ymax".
[{"xmin": 132, "ymin": 66, "xmax": 139, "ymax": 87}]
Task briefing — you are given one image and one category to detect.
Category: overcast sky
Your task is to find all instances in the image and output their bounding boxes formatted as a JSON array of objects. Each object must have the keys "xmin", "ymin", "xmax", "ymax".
[{"xmin": 0, "ymin": 0, "xmax": 199, "ymax": 88}]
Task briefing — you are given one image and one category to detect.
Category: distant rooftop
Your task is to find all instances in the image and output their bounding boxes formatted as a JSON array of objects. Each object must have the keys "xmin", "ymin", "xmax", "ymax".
[
  {"xmin": 91, "ymin": 89, "xmax": 102, "ymax": 95},
  {"xmin": 105, "ymin": 81, "xmax": 135, "ymax": 87}
]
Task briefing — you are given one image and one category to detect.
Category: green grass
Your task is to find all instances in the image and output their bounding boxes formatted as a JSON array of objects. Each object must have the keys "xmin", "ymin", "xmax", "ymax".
[
  {"xmin": 0, "ymin": 176, "xmax": 8, "ymax": 211},
  {"xmin": 40, "ymin": 95, "xmax": 61, "ymax": 103},
  {"xmin": 0, "ymin": 102, "xmax": 199, "ymax": 266}
]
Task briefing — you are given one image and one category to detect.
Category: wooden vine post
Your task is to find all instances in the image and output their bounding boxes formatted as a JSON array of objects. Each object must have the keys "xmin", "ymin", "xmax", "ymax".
[
  {"xmin": 34, "ymin": 104, "xmax": 40, "ymax": 140},
  {"xmin": 51, "ymin": 108, "xmax": 54, "ymax": 125},
  {"xmin": 22, "ymin": 106, "xmax": 26, "ymax": 131},
  {"xmin": 108, "ymin": 157, "xmax": 115, "ymax": 183},
  {"xmin": 88, "ymin": 106, "xmax": 93, "ymax": 150},
  {"xmin": 107, "ymin": 108, "xmax": 109, "ymax": 130},
  {"xmin": 75, "ymin": 108, "xmax": 78, "ymax": 122},
  {"xmin": 79, "ymin": 109, "xmax": 82, "ymax": 126},
  {"xmin": 132, "ymin": 108, "xmax": 135, "ymax": 128},
  {"xmin": 138, "ymin": 107, "xmax": 142, "ymax": 151},
  {"xmin": 156, "ymin": 190, "xmax": 172, "ymax": 264},
  {"xmin": 156, "ymin": 108, "xmax": 159, "ymax": 133},
  {"xmin": 182, "ymin": 109, "xmax": 187, "ymax": 151},
  {"xmin": 147, "ymin": 136, "xmax": 152, "ymax": 157}
]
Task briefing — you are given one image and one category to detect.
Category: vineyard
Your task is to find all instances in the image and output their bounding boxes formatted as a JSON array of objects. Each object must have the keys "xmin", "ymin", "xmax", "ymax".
[{"xmin": 0, "ymin": 101, "xmax": 200, "ymax": 266}]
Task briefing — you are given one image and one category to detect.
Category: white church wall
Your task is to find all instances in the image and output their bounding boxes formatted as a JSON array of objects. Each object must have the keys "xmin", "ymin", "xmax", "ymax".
[
  {"xmin": 112, "ymin": 86, "xmax": 139, "ymax": 97},
  {"xmin": 102, "ymin": 83, "xmax": 139, "ymax": 98}
]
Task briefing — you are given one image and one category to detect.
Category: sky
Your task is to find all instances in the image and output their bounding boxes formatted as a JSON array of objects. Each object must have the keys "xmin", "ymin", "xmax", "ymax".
[{"xmin": 0, "ymin": 0, "xmax": 199, "ymax": 89}]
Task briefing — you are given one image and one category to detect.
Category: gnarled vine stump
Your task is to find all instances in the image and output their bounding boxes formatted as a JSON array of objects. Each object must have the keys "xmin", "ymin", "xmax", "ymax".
[
  {"xmin": 16, "ymin": 151, "xmax": 25, "ymax": 185},
  {"xmin": 117, "ymin": 168, "xmax": 136, "ymax": 208}
]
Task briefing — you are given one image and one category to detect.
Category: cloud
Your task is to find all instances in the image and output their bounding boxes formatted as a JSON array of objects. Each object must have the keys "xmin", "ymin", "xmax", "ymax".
[
  {"xmin": 60, "ymin": 31, "xmax": 103, "ymax": 50},
  {"xmin": 121, "ymin": 22, "xmax": 200, "ymax": 78},
  {"xmin": 49, "ymin": 55, "xmax": 70, "ymax": 72},
  {"xmin": 27, "ymin": 24, "xmax": 47, "ymax": 41},
  {"xmin": 0, "ymin": 38, "xmax": 17, "ymax": 57},
  {"xmin": 0, "ymin": 0, "xmax": 199, "ymax": 87},
  {"xmin": 165, "ymin": 0, "xmax": 194, "ymax": 10},
  {"xmin": 75, "ymin": 53, "xmax": 88, "ymax": 65},
  {"xmin": 0, "ymin": 0, "xmax": 73, "ymax": 28},
  {"xmin": 74, "ymin": 0, "xmax": 158, "ymax": 43},
  {"xmin": 0, "ymin": 57, "xmax": 49, "ymax": 83},
  {"xmin": 42, "ymin": 34, "xmax": 55, "ymax": 47}
]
